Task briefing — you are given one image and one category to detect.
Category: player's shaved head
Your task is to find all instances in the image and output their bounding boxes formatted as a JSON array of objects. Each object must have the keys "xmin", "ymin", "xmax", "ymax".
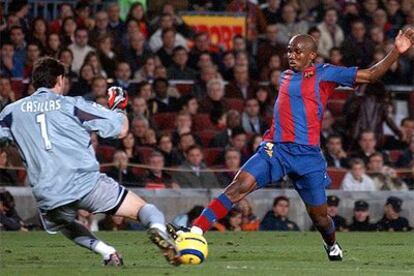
[{"xmin": 289, "ymin": 34, "xmax": 318, "ymax": 52}]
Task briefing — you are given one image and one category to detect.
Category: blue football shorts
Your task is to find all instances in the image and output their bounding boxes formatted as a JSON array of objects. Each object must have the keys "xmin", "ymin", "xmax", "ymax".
[{"xmin": 241, "ymin": 142, "xmax": 331, "ymax": 206}]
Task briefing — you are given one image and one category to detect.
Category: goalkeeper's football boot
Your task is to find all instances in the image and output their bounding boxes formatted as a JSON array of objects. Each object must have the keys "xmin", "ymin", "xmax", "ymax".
[
  {"xmin": 166, "ymin": 223, "xmax": 190, "ymax": 240},
  {"xmin": 148, "ymin": 227, "xmax": 181, "ymax": 266},
  {"xmin": 324, "ymin": 242, "xmax": 343, "ymax": 261},
  {"xmin": 103, "ymin": 252, "xmax": 124, "ymax": 267}
]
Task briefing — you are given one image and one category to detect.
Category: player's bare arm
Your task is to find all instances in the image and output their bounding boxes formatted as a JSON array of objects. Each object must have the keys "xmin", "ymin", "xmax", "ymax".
[{"xmin": 356, "ymin": 27, "xmax": 414, "ymax": 84}]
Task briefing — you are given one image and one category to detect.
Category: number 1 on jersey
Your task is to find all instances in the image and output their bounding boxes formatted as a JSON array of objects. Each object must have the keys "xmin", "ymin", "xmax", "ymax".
[{"xmin": 36, "ymin": 113, "xmax": 52, "ymax": 150}]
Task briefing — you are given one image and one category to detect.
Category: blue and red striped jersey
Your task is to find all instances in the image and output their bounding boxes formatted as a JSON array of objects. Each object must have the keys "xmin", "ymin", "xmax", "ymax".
[{"xmin": 263, "ymin": 63, "xmax": 357, "ymax": 145}]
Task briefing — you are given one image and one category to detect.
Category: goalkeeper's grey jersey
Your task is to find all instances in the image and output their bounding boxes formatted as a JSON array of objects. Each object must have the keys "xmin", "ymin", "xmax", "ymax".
[{"xmin": 0, "ymin": 88, "xmax": 124, "ymax": 210}]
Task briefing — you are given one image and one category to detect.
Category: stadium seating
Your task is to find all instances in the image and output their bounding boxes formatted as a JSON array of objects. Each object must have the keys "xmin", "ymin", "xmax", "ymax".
[
  {"xmin": 136, "ymin": 146, "xmax": 155, "ymax": 164},
  {"xmin": 327, "ymin": 168, "xmax": 347, "ymax": 189},
  {"xmin": 388, "ymin": 150, "xmax": 403, "ymax": 164},
  {"xmin": 226, "ymin": 98, "xmax": 245, "ymax": 113},
  {"xmin": 96, "ymin": 145, "xmax": 116, "ymax": 162},
  {"xmin": 196, "ymin": 130, "xmax": 219, "ymax": 147},
  {"xmin": 327, "ymin": 100, "xmax": 345, "ymax": 117},
  {"xmin": 203, "ymin": 147, "xmax": 223, "ymax": 166},
  {"xmin": 153, "ymin": 112, "xmax": 177, "ymax": 130},
  {"xmin": 193, "ymin": 113, "xmax": 215, "ymax": 131}
]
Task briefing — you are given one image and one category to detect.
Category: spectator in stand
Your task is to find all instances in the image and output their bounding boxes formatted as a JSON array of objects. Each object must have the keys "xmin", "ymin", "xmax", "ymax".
[
  {"xmin": 351, "ymin": 130, "xmax": 391, "ymax": 165},
  {"xmin": 248, "ymin": 134, "xmax": 263, "ymax": 156},
  {"xmin": 385, "ymin": 117, "xmax": 414, "ymax": 151},
  {"xmin": 83, "ymin": 75, "xmax": 107, "ymax": 101},
  {"xmin": 1, "ymin": 42, "xmax": 21, "ymax": 78},
  {"xmin": 376, "ymin": 196, "xmax": 412, "ymax": 231},
  {"xmin": 276, "ymin": 4, "xmax": 309, "ymax": 45},
  {"xmin": 326, "ymin": 195, "xmax": 348, "ymax": 232},
  {"xmin": 188, "ymin": 32, "xmax": 221, "ymax": 69},
  {"xmin": 171, "ymin": 111, "xmax": 200, "ymax": 146},
  {"xmin": 74, "ymin": 2, "xmax": 92, "ymax": 29},
  {"xmin": 324, "ymin": 134, "xmax": 350, "ymax": 168},
  {"xmin": 96, "ymin": 34, "xmax": 117, "ymax": 79},
  {"xmin": 199, "ymin": 79, "xmax": 229, "ymax": 114},
  {"xmin": 49, "ymin": 3, "xmax": 74, "ymax": 34},
  {"xmin": 133, "ymin": 55, "xmax": 156, "ymax": 83},
  {"xmin": 68, "ymin": 27, "xmax": 95, "ymax": 74},
  {"xmin": 172, "ymin": 145, "xmax": 220, "ymax": 188},
  {"xmin": 45, "ymin": 33, "xmax": 61, "ymax": 59},
  {"xmin": 121, "ymin": 19, "xmax": 151, "ymax": 65},
  {"xmin": 89, "ymin": 11, "xmax": 111, "ymax": 48},
  {"xmin": 308, "ymin": 0, "xmax": 339, "ymax": 23},
  {"xmin": 341, "ymin": 158, "xmax": 377, "ymax": 191},
  {"xmin": 142, "ymin": 128, "xmax": 157, "ymax": 148},
  {"xmin": 341, "ymin": 19, "xmax": 375, "ymax": 68},
  {"xmin": 60, "ymin": 17, "xmax": 77, "ymax": 47},
  {"xmin": 112, "ymin": 61, "xmax": 137, "ymax": 95},
  {"xmin": 156, "ymin": 28, "xmax": 178, "ymax": 68},
  {"xmin": 0, "ymin": 148, "xmax": 17, "ymax": 185},
  {"xmin": 179, "ymin": 95, "xmax": 199, "ymax": 116},
  {"xmin": 143, "ymin": 151, "xmax": 178, "ymax": 189},
  {"xmin": 98, "ymin": 214, "xmax": 141, "ymax": 231},
  {"xmin": 254, "ymin": 86, "xmax": 274, "ymax": 119},
  {"xmin": 172, "ymin": 205, "xmax": 204, "ymax": 228},
  {"xmin": 261, "ymin": 0, "xmax": 283, "ymax": 25},
  {"xmin": 156, "ymin": 3, "xmax": 195, "ymax": 38},
  {"xmin": 225, "ymin": 128, "xmax": 249, "ymax": 162},
  {"xmin": 220, "ymin": 51, "xmax": 236, "ymax": 81},
  {"xmin": 130, "ymin": 95, "xmax": 153, "ymax": 125},
  {"xmin": 328, "ymin": 47, "xmax": 343, "ymax": 66},
  {"xmin": 148, "ymin": 78, "xmax": 180, "ymax": 113},
  {"xmin": 125, "ymin": 2, "xmax": 149, "ymax": 38},
  {"xmin": 268, "ymin": 67, "xmax": 282, "ymax": 96},
  {"xmin": 221, "ymin": 207, "xmax": 243, "ymax": 231},
  {"xmin": 0, "ymin": 190, "xmax": 28, "ymax": 231},
  {"xmin": 210, "ymin": 110, "xmax": 242, "ymax": 148},
  {"xmin": 157, "ymin": 134, "xmax": 181, "ymax": 167},
  {"xmin": 119, "ymin": 132, "xmax": 141, "ymax": 164},
  {"xmin": 349, "ymin": 200, "xmax": 376, "ymax": 231},
  {"xmin": 360, "ymin": 0, "xmax": 379, "ymax": 27},
  {"xmin": 320, "ymin": 109, "xmax": 346, "ymax": 149},
  {"xmin": 226, "ymin": 65, "xmax": 259, "ymax": 99},
  {"xmin": 107, "ymin": 150, "xmax": 138, "ymax": 186},
  {"xmin": 192, "ymin": 64, "xmax": 220, "ymax": 99},
  {"xmin": 0, "ymin": 77, "xmax": 16, "ymax": 111},
  {"xmin": 260, "ymin": 196, "xmax": 299, "ymax": 231},
  {"xmin": 83, "ymin": 51, "xmax": 107, "ymax": 78},
  {"xmin": 28, "ymin": 17, "xmax": 48, "ymax": 49},
  {"xmin": 241, "ymin": 98, "xmax": 268, "ymax": 135},
  {"xmin": 260, "ymin": 53, "xmax": 283, "ymax": 82},
  {"xmin": 367, "ymin": 152, "xmax": 408, "ymax": 191},
  {"xmin": 176, "ymin": 132, "xmax": 197, "ymax": 164},
  {"xmin": 58, "ymin": 48, "xmax": 77, "ymax": 80},
  {"xmin": 317, "ymin": 8, "xmax": 344, "ymax": 59},
  {"xmin": 347, "ymin": 82, "xmax": 405, "ymax": 144},
  {"xmin": 69, "ymin": 63, "xmax": 95, "ymax": 97},
  {"xmin": 23, "ymin": 42, "xmax": 42, "ymax": 79},
  {"xmin": 227, "ymin": 0, "xmax": 267, "ymax": 42},
  {"xmin": 9, "ymin": 26, "xmax": 26, "ymax": 77},
  {"xmin": 167, "ymin": 46, "xmax": 197, "ymax": 80},
  {"xmin": 135, "ymin": 81, "xmax": 153, "ymax": 101},
  {"xmin": 216, "ymin": 147, "xmax": 241, "ymax": 187},
  {"xmin": 386, "ymin": 0, "xmax": 405, "ymax": 36},
  {"xmin": 257, "ymin": 24, "xmax": 285, "ymax": 71},
  {"xmin": 107, "ymin": 2, "xmax": 125, "ymax": 44},
  {"xmin": 131, "ymin": 115, "xmax": 149, "ymax": 146},
  {"xmin": 369, "ymin": 26, "xmax": 387, "ymax": 50},
  {"xmin": 237, "ymin": 198, "xmax": 259, "ymax": 231},
  {"xmin": 396, "ymin": 136, "xmax": 414, "ymax": 168},
  {"xmin": 149, "ymin": 13, "xmax": 187, "ymax": 53}
]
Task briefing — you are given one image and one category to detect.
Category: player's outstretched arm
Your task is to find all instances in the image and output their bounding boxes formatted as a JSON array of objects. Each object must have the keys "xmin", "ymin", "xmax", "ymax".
[{"xmin": 355, "ymin": 27, "xmax": 414, "ymax": 84}]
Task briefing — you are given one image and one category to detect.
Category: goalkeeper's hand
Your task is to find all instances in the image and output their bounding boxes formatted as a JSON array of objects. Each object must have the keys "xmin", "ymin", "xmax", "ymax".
[{"xmin": 107, "ymin": 86, "xmax": 128, "ymax": 111}]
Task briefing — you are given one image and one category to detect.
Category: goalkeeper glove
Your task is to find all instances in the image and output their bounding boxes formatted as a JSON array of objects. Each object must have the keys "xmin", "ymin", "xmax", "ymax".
[{"xmin": 107, "ymin": 86, "xmax": 128, "ymax": 111}]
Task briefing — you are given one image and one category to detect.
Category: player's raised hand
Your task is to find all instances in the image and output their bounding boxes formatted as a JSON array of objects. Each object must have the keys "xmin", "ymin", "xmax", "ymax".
[
  {"xmin": 107, "ymin": 86, "xmax": 128, "ymax": 111},
  {"xmin": 395, "ymin": 27, "xmax": 414, "ymax": 54}
]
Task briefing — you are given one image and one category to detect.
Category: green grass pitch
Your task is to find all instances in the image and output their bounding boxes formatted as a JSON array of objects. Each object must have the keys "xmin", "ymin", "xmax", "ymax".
[{"xmin": 1, "ymin": 232, "xmax": 413, "ymax": 275}]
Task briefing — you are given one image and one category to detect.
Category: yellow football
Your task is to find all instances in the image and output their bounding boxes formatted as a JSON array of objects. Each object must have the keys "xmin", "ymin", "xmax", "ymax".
[{"xmin": 175, "ymin": 232, "xmax": 208, "ymax": 265}]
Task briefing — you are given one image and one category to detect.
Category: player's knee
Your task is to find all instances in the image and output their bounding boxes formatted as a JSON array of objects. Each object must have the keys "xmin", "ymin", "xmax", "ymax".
[{"xmin": 224, "ymin": 178, "xmax": 254, "ymax": 203}]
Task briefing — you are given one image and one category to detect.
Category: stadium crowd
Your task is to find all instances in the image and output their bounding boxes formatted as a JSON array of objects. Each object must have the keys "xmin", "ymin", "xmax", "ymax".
[{"xmin": 0, "ymin": 0, "xmax": 414, "ymax": 193}]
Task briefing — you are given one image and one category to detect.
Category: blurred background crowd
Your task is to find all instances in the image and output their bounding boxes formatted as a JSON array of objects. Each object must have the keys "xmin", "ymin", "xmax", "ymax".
[{"xmin": 0, "ymin": 0, "xmax": 413, "ymax": 193}]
